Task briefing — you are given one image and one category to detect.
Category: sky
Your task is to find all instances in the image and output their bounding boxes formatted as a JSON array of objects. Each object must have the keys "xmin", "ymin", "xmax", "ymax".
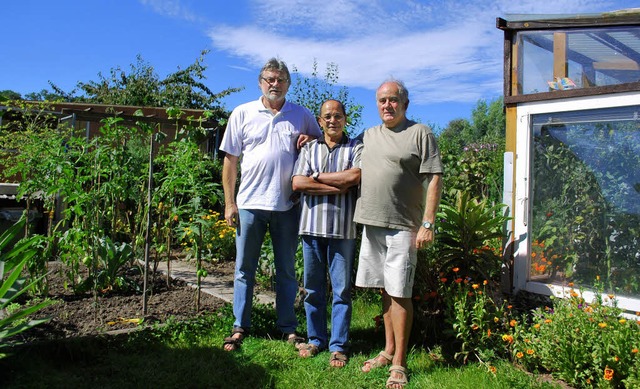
[{"xmin": 1, "ymin": 0, "xmax": 635, "ymax": 132}]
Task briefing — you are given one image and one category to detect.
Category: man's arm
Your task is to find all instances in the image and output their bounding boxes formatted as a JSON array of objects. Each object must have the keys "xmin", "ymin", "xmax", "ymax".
[
  {"xmin": 416, "ymin": 173, "xmax": 443, "ymax": 248},
  {"xmin": 222, "ymin": 154, "xmax": 239, "ymax": 227},
  {"xmin": 292, "ymin": 168, "xmax": 360, "ymax": 195},
  {"xmin": 313, "ymin": 168, "xmax": 361, "ymax": 191}
]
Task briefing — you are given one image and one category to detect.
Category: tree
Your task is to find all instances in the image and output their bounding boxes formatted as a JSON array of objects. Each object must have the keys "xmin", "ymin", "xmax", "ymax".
[
  {"xmin": 0, "ymin": 90, "xmax": 22, "ymax": 102},
  {"xmin": 43, "ymin": 50, "xmax": 241, "ymax": 118},
  {"xmin": 289, "ymin": 59, "xmax": 363, "ymax": 135}
]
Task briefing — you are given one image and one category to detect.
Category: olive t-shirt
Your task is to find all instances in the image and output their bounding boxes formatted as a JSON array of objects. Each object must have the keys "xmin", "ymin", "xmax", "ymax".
[{"xmin": 354, "ymin": 119, "xmax": 443, "ymax": 231}]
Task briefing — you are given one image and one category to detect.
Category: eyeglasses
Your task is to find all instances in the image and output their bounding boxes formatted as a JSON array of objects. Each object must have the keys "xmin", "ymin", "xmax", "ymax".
[
  {"xmin": 261, "ymin": 76, "xmax": 288, "ymax": 85},
  {"xmin": 321, "ymin": 114, "xmax": 345, "ymax": 122}
]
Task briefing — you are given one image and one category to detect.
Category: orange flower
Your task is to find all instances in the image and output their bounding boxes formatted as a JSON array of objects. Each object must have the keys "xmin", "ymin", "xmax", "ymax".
[
  {"xmin": 534, "ymin": 324, "xmax": 541, "ymax": 329},
  {"xmin": 604, "ymin": 367, "xmax": 614, "ymax": 381},
  {"xmin": 472, "ymin": 284, "xmax": 479, "ymax": 289},
  {"xmin": 568, "ymin": 282, "xmax": 574, "ymax": 287},
  {"xmin": 526, "ymin": 349, "xmax": 534, "ymax": 355},
  {"xmin": 509, "ymin": 319, "xmax": 517, "ymax": 327},
  {"xmin": 608, "ymin": 294, "xmax": 615, "ymax": 299},
  {"xmin": 454, "ymin": 278, "xmax": 463, "ymax": 284},
  {"xmin": 452, "ymin": 267, "xmax": 460, "ymax": 273},
  {"xmin": 440, "ymin": 277, "xmax": 448, "ymax": 283},
  {"xmin": 483, "ymin": 280, "xmax": 488, "ymax": 285},
  {"xmin": 502, "ymin": 334, "xmax": 514, "ymax": 344},
  {"xmin": 489, "ymin": 365, "xmax": 497, "ymax": 374},
  {"xmin": 487, "ymin": 329, "xmax": 491, "ymax": 337},
  {"xmin": 632, "ymin": 348, "xmax": 639, "ymax": 354},
  {"xmin": 471, "ymin": 324, "xmax": 479, "ymax": 331},
  {"xmin": 544, "ymin": 319, "xmax": 552, "ymax": 324},
  {"xmin": 516, "ymin": 352, "xmax": 523, "ymax": 359}
]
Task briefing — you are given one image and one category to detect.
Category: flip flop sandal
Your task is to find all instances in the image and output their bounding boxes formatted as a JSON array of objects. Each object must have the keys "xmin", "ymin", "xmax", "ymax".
[
  {"xmin": 362, "ymin": 350, "xmax": 394, "ymax": 372},
  {"xmin": 223, "ymin": 327, "xmax": 246, "ymax": 351},
  {"xmin": 386, "ymin": 365, "xmax": 408, "ymax": 389},
  {"xmin": 329, "ymin": 351, "xmax": 348, "ymax": 368},
  {"xmin": 298, "ymin": 343, "xmax": 320, "ymax": 358}
]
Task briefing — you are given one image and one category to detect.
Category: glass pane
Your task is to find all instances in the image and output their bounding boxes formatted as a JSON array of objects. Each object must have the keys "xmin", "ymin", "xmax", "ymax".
[
  {"xmin": 517, "ymin": 26, "xmax": 640, "ymax": 95},
  {"xmin": 530, "ymin": 106, "xmax": 640, "ymax": 296}
]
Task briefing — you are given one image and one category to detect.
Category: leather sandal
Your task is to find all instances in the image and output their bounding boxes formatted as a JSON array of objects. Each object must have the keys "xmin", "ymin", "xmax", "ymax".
[
  {"xmin": 298, "ymin": 343, "xmax": 320, "ymax": 358},
  {"xmin": 362, "ymin": 350, "xmax": 394, "ymax": 372},
  {"xmin": 223, "ymin": 327, "xmax": 246, "ymax": 351},
  {"xmin": 386, "ymin": 365, "xmax": 408, "ymax": 388}
]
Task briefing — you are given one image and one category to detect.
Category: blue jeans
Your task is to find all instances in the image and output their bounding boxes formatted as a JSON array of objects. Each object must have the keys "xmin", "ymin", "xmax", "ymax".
[
  {"xmin": 302, "ymin": 235, "xmax": 355, "ymax": 352},
  {"xmin": 233, "ymin": 207, "xmax": 299, "ymax": 333}
]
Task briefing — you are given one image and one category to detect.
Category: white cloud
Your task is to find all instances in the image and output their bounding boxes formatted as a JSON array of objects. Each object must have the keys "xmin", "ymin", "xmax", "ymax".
[
  {"xmin": 139, "ymin": 0, "xmax": 201, "ymax": 23},
  {"xmin": 174, "ymin": 0, "xmax": 632, "ymax": 104}
]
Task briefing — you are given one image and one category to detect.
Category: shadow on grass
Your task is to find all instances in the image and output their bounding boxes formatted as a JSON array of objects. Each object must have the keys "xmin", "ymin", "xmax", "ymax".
[{"xmin": 0, "ymin": 331, "xmax": 272, "ymax": 389}]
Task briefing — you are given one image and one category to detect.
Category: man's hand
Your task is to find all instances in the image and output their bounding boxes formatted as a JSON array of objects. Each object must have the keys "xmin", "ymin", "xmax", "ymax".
[
  {"xmin": 415, "ymin": 227, "xmax": 434, "ymax": 249},
  {"xmin": 225, "ymin": 203, "xmax": 239, "ymax": 228},
  {"xmin": 297, "ymin": 134, "xmax": 313, "ymax": 149}
]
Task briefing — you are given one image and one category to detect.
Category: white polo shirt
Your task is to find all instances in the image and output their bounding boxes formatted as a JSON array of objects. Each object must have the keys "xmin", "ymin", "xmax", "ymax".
[{"xmin": 220, "ymin": 98, "xmax": 321, "ymax": 211}]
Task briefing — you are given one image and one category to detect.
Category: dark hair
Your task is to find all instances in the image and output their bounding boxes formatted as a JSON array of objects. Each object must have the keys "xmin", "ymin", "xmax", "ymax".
[{"xmin": 259, "ymin": 58, "xmax": 291, "ymax": 83}]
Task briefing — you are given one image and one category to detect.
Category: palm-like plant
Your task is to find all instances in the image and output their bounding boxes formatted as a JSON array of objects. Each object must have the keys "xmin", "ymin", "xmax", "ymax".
[
  {"xmin": 0, "ymin": 218, "xmax": 53, "ymax": 350},
  {"xmin": 436, "ymin": 190, "xmax": 509, "ymax": 281}
]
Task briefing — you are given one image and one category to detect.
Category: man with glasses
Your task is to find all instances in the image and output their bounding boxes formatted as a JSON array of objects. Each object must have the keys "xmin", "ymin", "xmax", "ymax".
[
  {"xmin": 291, "ymin": 99, "xmax": 362, "ymax": 368},
  {"xmin": 220, "ymin": 58, "xmax": 322, "ymax": 351},
  {"xmin": 355, "ymin": 79, "xmax": 443, "ymax": 388}
]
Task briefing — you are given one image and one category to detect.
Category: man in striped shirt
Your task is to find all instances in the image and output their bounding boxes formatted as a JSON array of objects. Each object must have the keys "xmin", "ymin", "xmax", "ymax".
[{"xmin": 291, "ymin": 99, "xmax": 363, "ymax": 368}]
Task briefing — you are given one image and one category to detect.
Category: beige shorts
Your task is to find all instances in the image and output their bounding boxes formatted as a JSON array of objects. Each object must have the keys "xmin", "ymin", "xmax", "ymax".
[{"xmin": 355, "ymin": 225, "xmax": 417, "ymax": 298}]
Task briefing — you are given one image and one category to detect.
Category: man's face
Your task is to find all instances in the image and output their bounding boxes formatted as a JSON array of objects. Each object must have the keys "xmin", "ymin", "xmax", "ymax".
[
  {"xmin": 376, "ymin": 82, "xmax": 407, "ymax": 128},
  {"xmin": 259, "ymin": 70, "xmax": 289, "ymax": 103},
  {"xmin": 318, "ymin": 100, "xmax": 346, "ymax": 139}
]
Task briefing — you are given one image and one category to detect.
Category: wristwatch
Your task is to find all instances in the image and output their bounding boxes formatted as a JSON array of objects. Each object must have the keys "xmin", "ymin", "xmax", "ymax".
[
  {"xmin": 422, "ymin": 221, "xmax": 434, "ymax": 230},
  {"xmin": 312, "ymin": 171, "xmax": 320, "ymax": 181}
]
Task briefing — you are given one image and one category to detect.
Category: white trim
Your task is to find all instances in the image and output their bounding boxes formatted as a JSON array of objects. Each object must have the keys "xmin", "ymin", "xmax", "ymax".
[{"xmin": 513, "ymin": 92, "xmax": 640, "ymax": 313}]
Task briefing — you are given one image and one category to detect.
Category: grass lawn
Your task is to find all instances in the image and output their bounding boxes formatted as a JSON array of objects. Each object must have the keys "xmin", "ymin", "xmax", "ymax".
[{"xmin": 0, "ymin": 297, "xmax": 564, "ymax": 388}]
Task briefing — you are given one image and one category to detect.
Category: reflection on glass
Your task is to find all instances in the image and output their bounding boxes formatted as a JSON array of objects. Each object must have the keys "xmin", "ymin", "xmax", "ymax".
[
  {"xmin": 517, "ymin": 26, "xmax": 640, "ymax": 95},
  {"xmin": 530, "ymin": 106, "xmax": 640, "ymax": 296}
]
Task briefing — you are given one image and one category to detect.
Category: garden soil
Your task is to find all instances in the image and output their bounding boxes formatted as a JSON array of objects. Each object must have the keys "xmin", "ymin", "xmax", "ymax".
[{"xmin": 14, "ymin": 259, "xmax": 236, "ymax": 342}]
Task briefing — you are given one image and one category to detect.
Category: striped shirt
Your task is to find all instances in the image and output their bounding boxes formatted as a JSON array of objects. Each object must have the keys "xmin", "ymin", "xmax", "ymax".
[{"xmin": 292, "ymin": 135, "xmax": 363, "ymax": 239}]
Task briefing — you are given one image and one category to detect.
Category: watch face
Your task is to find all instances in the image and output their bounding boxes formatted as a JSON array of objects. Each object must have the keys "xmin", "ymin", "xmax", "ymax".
[{"xmin": 422, "ymin": 221, "xmax": 433, "ymax": 229}]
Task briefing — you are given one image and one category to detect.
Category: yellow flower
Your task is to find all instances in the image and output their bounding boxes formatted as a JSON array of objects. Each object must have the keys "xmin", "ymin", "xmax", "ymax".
[
  {"xmin": 619, "ymin": 319, "xmax": 627, "ymax": 324},
  {"xmin": 472, "ymin": 284, "xmax": 479, "ymax": 289},
  {"xmin": 598, "ymin": 322, "xmax": 607, "ymax": 328},
  {"xmin": 516, "ymin": 352, "xmax": 524, "ymax": 359},
  {"xmin": 502, "ymin": 334, "xmax": 514, "ymax": 343},
  {"xmin": 526, "ymin": 349, "xmax": 534, "ymax": 355}
]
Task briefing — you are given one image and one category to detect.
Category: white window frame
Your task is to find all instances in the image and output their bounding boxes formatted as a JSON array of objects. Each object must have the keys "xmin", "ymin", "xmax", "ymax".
[{"xmin": 513, "ymin": 92, "xmax": 640, "ymax": 315}]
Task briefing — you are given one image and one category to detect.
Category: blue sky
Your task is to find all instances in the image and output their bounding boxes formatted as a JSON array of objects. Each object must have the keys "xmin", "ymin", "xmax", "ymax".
[{"xmin": 0, "ymin": 0, "xmax": 634, "ymax": 132}]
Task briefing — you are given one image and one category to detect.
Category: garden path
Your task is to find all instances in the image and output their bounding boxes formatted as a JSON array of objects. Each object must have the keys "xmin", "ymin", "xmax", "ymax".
[{"xmin": 156, "ymin": 260, "xmax": 276, "ymax": 306}]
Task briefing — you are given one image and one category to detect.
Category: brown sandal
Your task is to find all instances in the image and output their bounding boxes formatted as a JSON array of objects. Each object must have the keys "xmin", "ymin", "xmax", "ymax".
[
  {"xmin": 362, "ymin": 350, "xmax": 394, "ymax": 372},
  {"xmin": 285, "ymin": 333, "xmax": 306, "ymax": 349},
  {"xmin": 329, "ymin": 351, "xmax": 348, "ymax": 368},
  {"xmin": 223, "ymin": 327, "xmax": 246, "ymax": 351},
  {"xmin": 298, "ymin": 343, "xmax": 320, "ymax": 358}
]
